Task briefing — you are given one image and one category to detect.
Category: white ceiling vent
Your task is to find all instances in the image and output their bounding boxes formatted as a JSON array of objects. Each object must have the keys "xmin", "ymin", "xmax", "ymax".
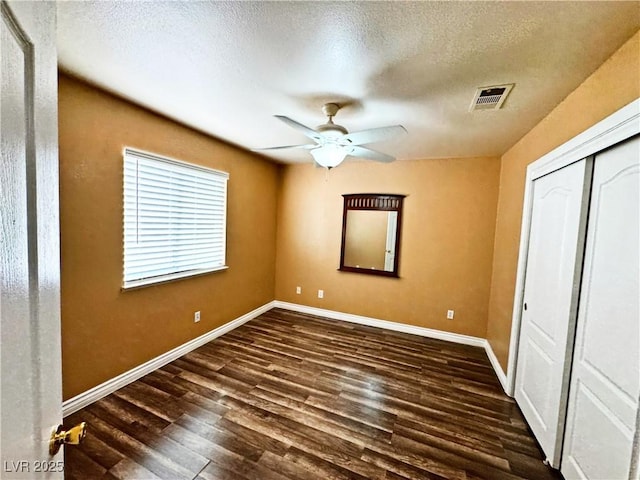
[{"xmin": 469, "ymin": 84, "xmax": 514, "ymax": 111}]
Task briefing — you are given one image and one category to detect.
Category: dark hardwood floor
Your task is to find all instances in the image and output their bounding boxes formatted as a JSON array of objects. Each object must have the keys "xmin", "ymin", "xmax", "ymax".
[{"xmin": 64, "ymin": 308, "xmax": 562, "ymax": 480}]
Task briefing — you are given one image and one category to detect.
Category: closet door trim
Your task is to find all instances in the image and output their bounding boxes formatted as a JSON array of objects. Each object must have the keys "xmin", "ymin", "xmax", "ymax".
[{"xmin": 506, "ymin": 98, "xmax": 640, "ymax": 397}]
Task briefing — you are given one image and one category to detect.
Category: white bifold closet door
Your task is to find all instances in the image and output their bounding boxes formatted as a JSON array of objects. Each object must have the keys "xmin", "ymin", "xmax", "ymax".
[
  {"xmin": 561, "ymin": 136, "xmax": 639, "ymax": 479},
  {"xmin": 514, "ymin": 159, "xmax": 591, "ymax": 466}
]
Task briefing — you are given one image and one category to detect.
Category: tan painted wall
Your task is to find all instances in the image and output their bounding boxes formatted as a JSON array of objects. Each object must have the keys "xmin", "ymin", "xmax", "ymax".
[
  {"xmin": 275, "ymin": 157, "xmax": 500, "ymax": 338},
  {"xmin": 487, "ymin": 31, "xmax": 640, "ymax": 370},
  {"xmin": 58, "ymin": 74, "xmax": 279, "ymax": 399}
]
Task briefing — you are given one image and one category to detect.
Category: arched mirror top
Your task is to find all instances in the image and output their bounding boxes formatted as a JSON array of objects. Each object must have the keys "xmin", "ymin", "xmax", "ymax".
[{"xmin": 343, "ymin": 194, "xmax": 404, "ymax": 211}]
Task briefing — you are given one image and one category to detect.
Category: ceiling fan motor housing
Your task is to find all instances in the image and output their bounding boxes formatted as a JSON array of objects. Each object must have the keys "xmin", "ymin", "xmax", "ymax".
[{"xmin": 316, "ymin": 122, "xmax": 348, "ymax": 137}]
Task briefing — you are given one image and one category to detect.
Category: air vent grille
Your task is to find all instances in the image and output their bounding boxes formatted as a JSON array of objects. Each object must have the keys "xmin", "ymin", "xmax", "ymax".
[{"xmin": 470, "ymin": 84, "xmax": 514, "ymax": 111}]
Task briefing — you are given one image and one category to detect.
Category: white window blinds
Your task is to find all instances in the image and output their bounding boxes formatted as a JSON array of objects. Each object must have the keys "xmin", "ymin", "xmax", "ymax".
[{"xmin": 123, "ymin": 148, "xmax": 229, "ymax": 288}]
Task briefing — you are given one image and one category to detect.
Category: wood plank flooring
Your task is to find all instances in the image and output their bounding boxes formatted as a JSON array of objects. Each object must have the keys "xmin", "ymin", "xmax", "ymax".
[{"xmin": 64, "ymin": 308, "xmax": 562, "ymax": 480}]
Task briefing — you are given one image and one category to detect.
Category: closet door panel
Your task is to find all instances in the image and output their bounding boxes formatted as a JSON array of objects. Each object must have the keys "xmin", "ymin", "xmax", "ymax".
[
  {"xmin": 515, "ymin": 159, "xmax": 591, "ymax": 466},
  {"xmin": 561, "ymin": 136, "xmax": 639, "ymax": 480}
]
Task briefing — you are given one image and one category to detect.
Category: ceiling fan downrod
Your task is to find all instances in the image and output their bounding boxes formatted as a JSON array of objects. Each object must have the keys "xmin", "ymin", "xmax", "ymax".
[{"xmin": 317, "ymin": 103, "xmax": 348, "ymax": 136}]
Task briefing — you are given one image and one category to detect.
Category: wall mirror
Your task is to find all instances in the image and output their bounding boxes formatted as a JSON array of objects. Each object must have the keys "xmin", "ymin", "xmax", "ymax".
[{"xmin": 339, "ymin": 194, "xmax": 405, "ymax": 277}]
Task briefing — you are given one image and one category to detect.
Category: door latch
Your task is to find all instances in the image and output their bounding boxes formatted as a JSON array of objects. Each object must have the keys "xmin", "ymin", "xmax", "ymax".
[{"xmin": 49, "ymin": 422, "xmax": 86, "ymax": 455}]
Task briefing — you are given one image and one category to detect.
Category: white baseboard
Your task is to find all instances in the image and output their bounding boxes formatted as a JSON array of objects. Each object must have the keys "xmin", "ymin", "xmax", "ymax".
[
  {"xmin": 273, "ymin": 301, "xmax": 486, "ymax": 348},
  {"xmin": 62, "ymin": 301, "xmax": 276, "ymax": 417},
  {"xmin": 484, "ymin": 339, "xmax": 508, "ymax": 393},
  {"xmin": 274, "ymin": 301, "xmax": 509, "ymax": 392}
]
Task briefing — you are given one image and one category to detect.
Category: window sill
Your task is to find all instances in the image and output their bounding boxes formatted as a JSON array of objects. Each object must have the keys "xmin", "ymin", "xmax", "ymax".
[{"xmin": 122, "ymin": 266, "xmax": 229, "ymax": 291}]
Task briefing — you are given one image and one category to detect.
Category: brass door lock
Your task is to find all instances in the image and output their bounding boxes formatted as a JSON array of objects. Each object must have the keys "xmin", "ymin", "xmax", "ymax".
[{"xmin": 49, "ymin": 422, "xmax": 87, "ymax": 455}]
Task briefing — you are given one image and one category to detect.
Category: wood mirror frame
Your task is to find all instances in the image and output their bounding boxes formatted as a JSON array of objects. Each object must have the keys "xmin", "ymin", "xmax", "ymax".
[{"xmin": 339, "ymin": 193, "xmax": 405, "ymax": 278}]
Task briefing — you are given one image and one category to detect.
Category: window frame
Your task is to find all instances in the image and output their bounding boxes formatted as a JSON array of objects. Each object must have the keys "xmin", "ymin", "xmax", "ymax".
[{"xmin": 122, "ymin": 147, "xmax": 229, "ymax": 290}]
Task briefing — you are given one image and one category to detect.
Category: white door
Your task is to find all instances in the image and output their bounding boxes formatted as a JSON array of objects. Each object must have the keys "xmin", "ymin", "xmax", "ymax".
[
  {"xmin": 384, "ymin": 211, "xmax": 397, "ymax": 271},
  {"xmin": 561, "ymin": 136, "xmax": 640, "ymax": 480},
  {"xmin": 1, "ymin": 2, "xmax": 63, "ymax": 479},
  {"xmin": 514, "ymin": 159, "xmax": 591, "ymax": 467}
]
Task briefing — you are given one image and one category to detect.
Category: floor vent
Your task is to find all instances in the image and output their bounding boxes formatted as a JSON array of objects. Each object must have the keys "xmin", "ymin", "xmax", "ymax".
[{"xmin": 470, "ymin": 84, "xmax": 514, "ymax": 111}]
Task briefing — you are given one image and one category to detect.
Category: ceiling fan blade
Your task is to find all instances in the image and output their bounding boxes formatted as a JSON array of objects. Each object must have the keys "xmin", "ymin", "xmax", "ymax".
[
  {"xmin": 253, "ymin": 144, "xmax": 315, "ymax": 151},
  {"xmin": 341, "ymin": 125, "xmax": 407, "ymax": 146},
  {"xmin": 348, "ymin": 146, "xmax": 396, "ymax": 163},
  {"xmin": 275, "ymin": 115, "xmax": 323, "ymax": 142}
]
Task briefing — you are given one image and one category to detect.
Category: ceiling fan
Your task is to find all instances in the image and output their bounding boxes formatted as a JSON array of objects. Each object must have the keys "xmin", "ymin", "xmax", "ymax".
[{"xmin": 254, "ymin": 103, "xmax": 407, "ymax": 169}]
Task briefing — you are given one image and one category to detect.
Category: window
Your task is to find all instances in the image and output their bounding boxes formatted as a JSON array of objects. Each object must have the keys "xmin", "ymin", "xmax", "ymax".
[{"xmin": 123, "ymin": 148, "xmax": 229, "ymax": 289}]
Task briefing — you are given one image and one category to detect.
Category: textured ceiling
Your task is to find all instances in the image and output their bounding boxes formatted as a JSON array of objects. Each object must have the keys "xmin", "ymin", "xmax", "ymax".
[{"xmin": 56, "ymin": 1, "xmax": 639, "ymax": 164}]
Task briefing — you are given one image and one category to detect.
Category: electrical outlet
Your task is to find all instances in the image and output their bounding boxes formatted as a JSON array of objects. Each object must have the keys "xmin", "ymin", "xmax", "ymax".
[
  {"xmin": 318, "ymin": 289, "xmax": 324, "ymax": 299},
  {"xmin": 447, "ymin": 310, "xmax": 454, "ymax": 320},
  {"xmin": 194, "ymin": 311, "xmax": 201, "ymax": 323},
  {"xmin": 296, "ymin": 286, "xmax": 302, "ymax": 294}
]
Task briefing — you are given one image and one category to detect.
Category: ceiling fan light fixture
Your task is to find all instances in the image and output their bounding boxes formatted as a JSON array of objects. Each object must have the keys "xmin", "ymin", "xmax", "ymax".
[{"xmin": 311, "ymin": 144, "xmax": 348, "ymax": 169}]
